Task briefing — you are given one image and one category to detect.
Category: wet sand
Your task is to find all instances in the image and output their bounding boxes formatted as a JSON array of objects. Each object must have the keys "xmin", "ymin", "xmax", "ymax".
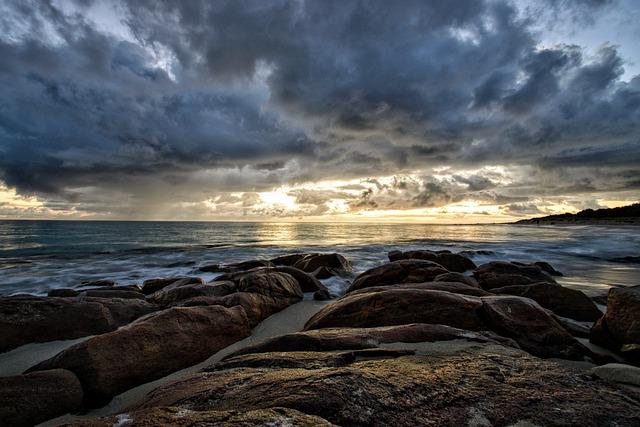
[{"xmin": 37, "ymin": 299, "xmax": 329, "ymax": 426}]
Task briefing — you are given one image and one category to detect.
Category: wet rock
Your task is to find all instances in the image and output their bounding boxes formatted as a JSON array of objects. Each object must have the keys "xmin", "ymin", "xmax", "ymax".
[
  {"xmin": 433, "ymin": 272, "xmax": 479, "ymax": 287},
  {"xmin": 609, "ymin": 256, "xmax": 640, "ymax": 264},
  {"xmin": 59, "ymin": 406, "xmax": 337, "ymax": 427},
  {"xmin": 589, "ymin": 363, "xmax": 640, "ymax": 387},
  {"xmin": 346, "ymin": 259, "xmax": 449, "ymax": 293},
  {"xmin": 591, "ymin": 285, "xmax": 640, "ymax": 363},
  {"xmin": 0, "ymin": 296, "xmax": 155, "ymax": 352},
  {"xmin": 349, "ymin": 281, "xmax": 491, "ymax": 298},
  {"xmin": 132, "ymin": 347, "xmax": 640, "ymax": 427},
  {"xmin": 269, "ymin": 253, "xmax": 307, "ymax": 266},
  {"xmin": 147, "ymin": 281, "xmax": 236, "ymax": 306},
  {"xmin": 311, "ymin": 266, "xmax": 340, "ymax": 279},
  {"xmin": 481, "ymin": 296, "xmax": 589, "ymax": 359},
  {"xmin": 225, "ymin": 324, "xmax": 517, "ymax": 359},
  {"xmin": 534, "ymin": 261, "xmax": 564, "ymax": 276},
  {"xmin": 552, "ymin": 314, "xmax": 592, "ymax": 338},
  {"xmin": 272, "ymin": 266, "xmax": 328, "ymax": 293},
  {"xmin": 304, "ymin": 289, "xmax": 485, "ymax": 331},
  {"xmin": 0, "ymin": 369, "xmax": 83, "ymax": 427},
  {"xmin": 388, "ymin": 250, "xmax": 476, "ymax": 272},
  {"xmin": 313, "ymin": 289, "xmax": 332, "ymax": 300},
  {"xmin": 79, "ymin": 279, "xmax": 116, "ymax": 288},
  {"xmin": 79, "ymin": 289, "xmax": 146, "ymax": 300},
  {"xmin": 473, "ymin": 261, "xmax": 557, "ymax": 290},
  {"xmin": 141, "ymin": 276, "xmax": 203, "ymax": 295},
  {"xmin": 292, "ymin": 253, "xmax": 352, "ymax": 274},
  {"xmin": 490, "ymin": 282, "xmax": 602, "ymax": 321},
  {"xmin": 28, "ymin": 305, "xmax": 252, "ymax": 408},
  {"xmin": 198, "ymin": 259, "xmax": 274, "ymax": 273},
  {"xmin": 48, "ymin": 288, "xmax": 79, "ymax": 297}
]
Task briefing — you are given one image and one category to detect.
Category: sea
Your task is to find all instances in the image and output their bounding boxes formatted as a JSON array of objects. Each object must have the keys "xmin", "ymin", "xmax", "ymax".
[{"xmin": 0, "ymin": 220, "xmax": 638, "ymax": 297}]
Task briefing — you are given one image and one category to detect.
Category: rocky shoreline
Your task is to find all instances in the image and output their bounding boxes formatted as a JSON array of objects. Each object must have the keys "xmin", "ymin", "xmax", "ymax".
[{"xmin": 1, "ymin": 251, "xmax": 639, "ymax": 426}]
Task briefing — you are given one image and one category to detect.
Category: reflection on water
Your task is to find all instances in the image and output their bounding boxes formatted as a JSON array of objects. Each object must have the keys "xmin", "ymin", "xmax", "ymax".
[{"xmin": 0, "ymin": 220, "xmax": 638, "ymax": 296}]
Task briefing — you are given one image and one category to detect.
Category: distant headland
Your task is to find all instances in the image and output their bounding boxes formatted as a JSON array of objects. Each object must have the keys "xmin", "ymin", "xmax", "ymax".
[{"xmin": 515, "ymin": 203, "xmax": 640, "ymax": 225}]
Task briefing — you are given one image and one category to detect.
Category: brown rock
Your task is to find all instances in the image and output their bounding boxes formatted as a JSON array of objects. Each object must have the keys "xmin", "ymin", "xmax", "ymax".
[
  {"xmin": 273, "ymin": 266, "xmax": 328, "ymax": 293},
  {"xmin": 473, "ymin": 261, "xmax": 557, "ymax": 290},
  {"xmin": 304, "ymin": 289, "xmax": 484, "ymax": 331},
  {"xmin": 0, "ymin": 296, "xmax": 155, "ymax": 352},
  {"xmin": 490, "ymin": 282, "xmax": 602, "ymax": 321},
  {"xmin": 269, "ymin": 253, "xmax": 308, "ymax": 266},
  {"xmin": 79, "ymin": 279, "xmax": 116, "ymax": 288},
  {"xmin": 346, "ymin": 259, "xmax": 449, "ymax": 293},
  {"xmin": 28, "ymin": 305, "xmax": 252, "ymax": 407},
  {"xmin": 141, "ymin": 277, "xmax": 203, "ymax": 295},
  {"xmin": 348, "ymin": 281, "xmax": 491, "ymax": 298},
  {"xmin": 47, "ymin": 288, "xmax": 79, "ymax": 297},
  {"xmin": 388, "ymin": 250, "xmax": 476, "ymax": 272},
  {"xmin": 59, "ymin": 406, "xmax": 336, "ymax": 427},
  {"xmin": 79, "ymin": 289, "xmax": 146, "ymax": 300},
  {"xmin": 292, "ymin": 253, "xmax": 352, "ymax": 273},
  {"xmin": 313, "ymin": 289, "xmax": 332, "ymax": 300},
  {"xmin": 433, "ymin": 272, "xmax": 479, "ymax": 287},
  {"xmin": 0, "ymin": 369, "xmax": 83, "ymax": 427},
  {"xmin": 147, "ymin": 281, "xmax": 236, "ymax": 306},
  {"xmin": 199, "ymin": 259, "xmax": 274, "ymax": 273},
  {"xmin": 132, "ymin": 348, "xmax": 640, "ymax": 427},
  {"xmin": 481, "ymin": 295, "xmax": 589, "ymax": 359}
]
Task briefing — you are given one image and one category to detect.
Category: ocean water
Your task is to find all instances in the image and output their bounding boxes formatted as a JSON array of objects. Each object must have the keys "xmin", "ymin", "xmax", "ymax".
[{"xmin": 0, "ymin": 220, "xmax": 638, "ymax": 297}]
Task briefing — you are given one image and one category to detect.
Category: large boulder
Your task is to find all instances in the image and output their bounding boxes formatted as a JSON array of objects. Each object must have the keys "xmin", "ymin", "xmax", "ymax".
[
  {"xmin": 0, "ymin": 296, "xmax": 156, "ymax": 352},
  {"xmin": 389, "ymin": 250, "xmax": 476, "ymax": 272},
  {"xmin": 147, "ymin": 281, "xmax": 236, "ymax": 306},
  {"xmin": 273, "ymin": 266, "xmax": 328, "ymax": 293},
  {"xmin": 28, "ymin": 305, "xmax": 252, "ymax": 407},
  {"xmin": 346, "ymin": 260, "xmax": 449, "ymax": 293},
  {"xmin": 59, "ymin": 407, "xmax": 337, "ymax": 426},
  {"xmin": 0, "ymin": 369, "xmax": 83, "ymax": 427},
  {"xmin": 490, "ymin": 282, "xmax": 602, "ymax": 321},
  {"xmin": 591, "ymin": 285, "xmax": 640, "ymax": 362},
  {"xmin": 199, "ymin": 259, "xmax": 274, "ymax": 273},
  {"xmin": 588, "ymin": 363, "xmax": 640, "ymax": 387},
  {"xmin": 79, "ymin": 289, "xmax": 146, "ymax": 300},
  {"xmin": 141, "ymin": 277, "xmax": 203, "ymax": 295},
  {"xmin": 292, "ymin": 253, "xmax": 352, "ymax": 277},
  {"xmin": 433, "ymin": 272, "xmax": 479, "ymax": 287},
  {"xmin": 348, "ymin": 281, "xmax": 491, "ymax": 298},
  {"xmin": 473, "ymin": 261, "xmax": 557, "ymax": 290},
  {"xmin": 269, "ymin": 253, "xmax": 307, "ymax": 266},
  {"xmin": 481, "ymin": 296, "xmax": 588, "ymax": 359},
  {"xmin": 304, "ymin": 289, "xmax": 484, "ymax": 331},
  {"xmin": 130, "ymin": 346, "xmax": 640, "ymax": 427}
]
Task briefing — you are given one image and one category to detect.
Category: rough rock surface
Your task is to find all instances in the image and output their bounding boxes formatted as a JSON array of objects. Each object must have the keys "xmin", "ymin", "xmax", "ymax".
[
  {"xmin": 130, "ymin": 346, "xmax": 640, "ymax": 427},
  {"xmin": 588, "ymin": 363, "xmax": 640, "ymax": 387},
  {"xmin": 59, "ymin": 407, "xmax": 337, "ymax": 427},
  {"xmin": 473, "ymin": 261, "xmax": 557, "ymax": 290},
  {"xmin": 198, "ymin": 259, "xmax": 274, "ymax": 273},
  {"xmin": 141, "ymin": 277, "xmax": 203, "ymax": 295},
  {"xmin": 433, "ymin": 272, "xmax": 479, "ymax": 287},
  {"xmin": 28, "ymin": 305, "xmax": 252, "ymax": 407},
  {"xmin": 0, "ymin": 369, "xmax": 83, "ymax": 427},
  {"xmin": 0, "ymin": 296, "xmax": 156, "ymax": 352},
  {"xmin": 79, "ymin": 289, "xmax": 146, "ymax": 300},
  {"xmin": 591, "ymin": 285, "xmax": 640, "ymax": 362},
  {"xmin": 490, "ymin": 282, "xmax": 602, "ymax": 321},
  {"xmin": 389, "ymin": 250, "xmax": 476, "ymax": 272},
  {"xmin": 349, "ymin": 281, "xmax": 491, "ymax": 297},
  {"xmin": 347, "ymin": 259, "xmax": 449, "ymax": 293},
  {"xmin": 147, "ymin": 281, "xmax": 235, "ymax": 306},
  {"xmin": 292, "ymin": 253, "xmax": 352, "ymax": 275}
]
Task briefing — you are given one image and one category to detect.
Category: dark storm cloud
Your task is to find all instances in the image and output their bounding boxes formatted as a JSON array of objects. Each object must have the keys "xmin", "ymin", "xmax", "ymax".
[{"xmin": 0, "ymin": 0, "xmax": 638, "ymax": 217}]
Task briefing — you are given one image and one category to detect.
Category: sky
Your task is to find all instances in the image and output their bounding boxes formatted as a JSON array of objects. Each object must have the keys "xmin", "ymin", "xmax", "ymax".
[{"xmin": 0, "ymin": 0, "xmax": 638, "ymax": 223}]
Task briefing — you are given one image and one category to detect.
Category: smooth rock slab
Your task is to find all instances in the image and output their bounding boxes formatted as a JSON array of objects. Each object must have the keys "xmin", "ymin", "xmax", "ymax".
[
  {"xmin": 588, "ymin": 363, "xmax": 640, "ymax": 387},
  {"xmin": 0, "ymin": 369, "xmax": 83, "ymax": 427},
  {"xmin": 132, "ymin": 348, "xmax": 640, "ymax": 427},
  {"xmin": 28, "ymin": 305, "xmax": 252, "ymax": 407},
  {"xmin": 347, "ymin": 259, "xmax": 449, "ymax": 293},
  {"xmin": 473, "ymin": 261, "xmax": 557, "ymax": 290}
]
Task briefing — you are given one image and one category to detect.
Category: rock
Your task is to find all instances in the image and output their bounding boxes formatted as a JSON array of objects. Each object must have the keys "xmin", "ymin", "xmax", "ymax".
[
  {"xmin": 59, "ymin": 407, "xmax": 337, "ymax": 426},
  {"xmin": 79, "ymin": 289, "xmax": 146, "ymax": 300},
  {"xmin": 313, "ymin": 289, "xmax": 332, "ymax": 300},
  {"xmin": 490, "ymin": 282, "xmax": 602, "ymax": 321},
  {"xmin": 272, "ymin": 266, "xmax": 328, "ymax": 293},
  {"xmin": 48, "ymin": 288, "xmax": 79, "ymax": 297},
  {"xmin": 534, "ymin": 261, "xmax": 564, "ymax": 276},
  {"xmin": 28, "ymin": 305, "xmax": 252, "ymax": 407},
  {"xmin": 0, "ymin": 296, "xmax": 155, "ymax": 352},
  {"xmin": 388, "ymin": 250, "xmax": 476, "ymax": 272},
  {"xmin": 141, "ymin": 277, "xmax": 203, "ymax": 295},
  {"xmin": 132, "ymin": 346, "xmax": 640, "ymax": 427},
  {"xmin": 349, "ymin": 281, "xmax": 491, "ymax": 297},
  {"xmin": 552, "ymin": 314, "xmax": 592, "ymax": 338},
  {"xmin": 304, "ymin": 289, "xmax": 485, "ymax": 331},
  {"xmin": 199, "ymin": 259, "xmax": 274, "ymax": 273},
  {"xmin": 609, "ymin": 256, "xmax": 640, "ymax": 264},
  {"xmin": 312, "ymin": 266, "xmax": 340, "ymax": 279},
  {"xmin": 224, "ymin": 324, "xmax": 517, "ymax": 359},
  {"xmin": 269, "ymin": 253, "xmax": 307, "ymax": 266},
  {"xmin": 346, "ymin": 259, "xmax": 449, "ymax": 293},
  {"xmin": 79, "ymin": 279, "xmax": 116, "ymax": 288},
  {"xmin": 589, "ymin": 363, "xmax": 640, "ymax": 387},
  {"xmin": 0, "ymin": 369, "xmax": 83, "ymax": 427},
  {"xmin": 473, "ymin": 261, "xmax": 557, "ymax": 290},
  {"xmin": 481, "ymin": 296, "xmax": 589, "ymax": 359},
  {"xmin": 292, "ymin": 253, "xmax": 352, "ymax": 274},
  {"xmin": 147, "ymin": 281, "xmax": 236, "ymax": 306},
  {"xmin": 433, "ymin": 272, "xmax": 479, "ymax": 287},
  {"xmin": 591, "ymin": 285, "xmax": 640, "ymax": 362}
]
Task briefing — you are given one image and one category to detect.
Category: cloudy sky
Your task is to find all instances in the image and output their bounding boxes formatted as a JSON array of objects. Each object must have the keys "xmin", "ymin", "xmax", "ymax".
[{"xmin": 0, "ymin": 0, "xmax": 638, "ymax": 222}]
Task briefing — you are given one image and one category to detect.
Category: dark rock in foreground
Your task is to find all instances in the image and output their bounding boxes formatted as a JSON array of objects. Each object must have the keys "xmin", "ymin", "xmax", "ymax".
[
  {"xmin": 0, "ymin": 369, "xmax": 83, "ymax": 427},
  {"xmin": 388, "ymin": 250, "xmax": 476, "ymax": 272},
  {"xmin": 28, "ymin": 305, "xmax": 252, "ymax": 408},
  {"xmin": 491, "ymin": 282, "xmax": 601, "ymax": 321},
  {"xmin": 141, "ymin": 277, "xmax": 203, "ymax": 295},
  {"xmin": 127, "ymin": 344, "xmax": 640, "ymax": 427},
  {"xmin": 0, "ymin": 296, "xmax": 156, "ymax": 352},
  {"xmin": 347, "ymin": 259, "xmax": 448, "ymax": 293},
  {"xmin": 473, "ymin": 261, "xmax": 557, "ymax": 290},
  {"xmin": 198, "ymin": 259, "xmax": 274, "ymax": 273}
]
